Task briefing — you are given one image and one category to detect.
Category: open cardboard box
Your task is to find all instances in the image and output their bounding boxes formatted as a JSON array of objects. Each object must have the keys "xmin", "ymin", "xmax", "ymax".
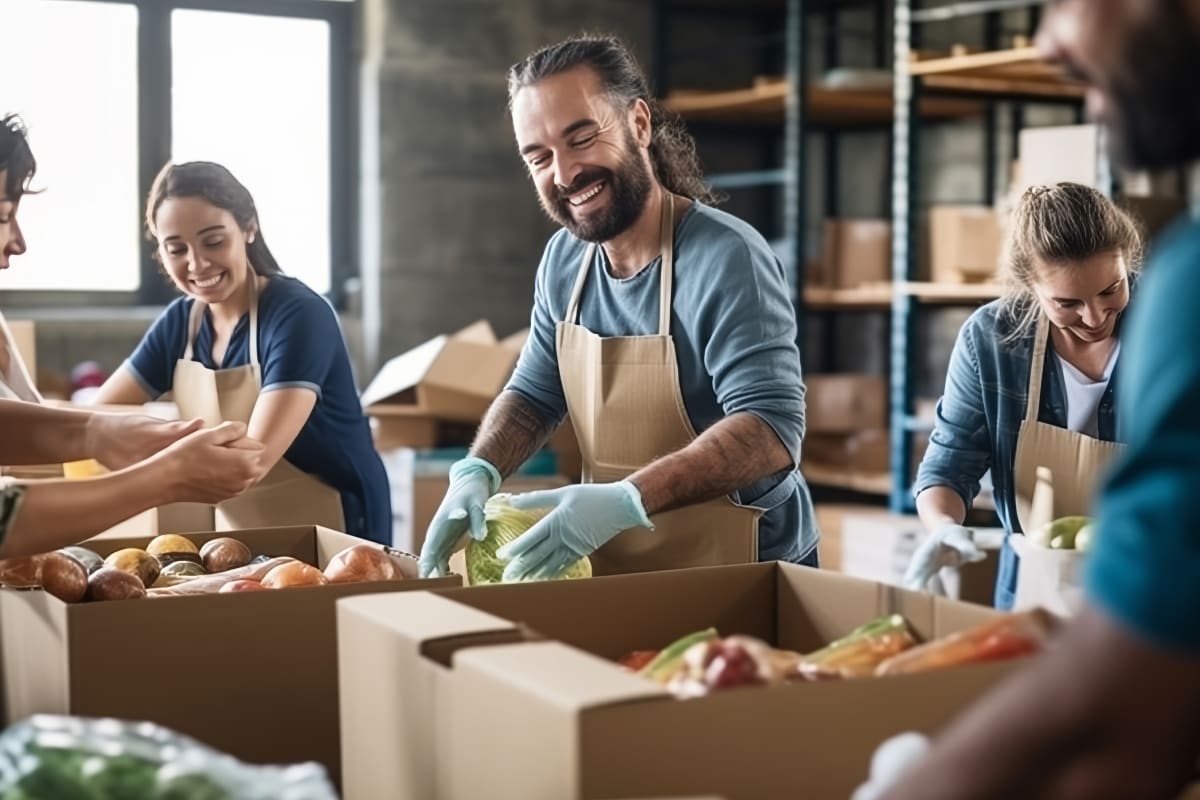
[
  {"xmin": 338, "ymin": 563, "xmax": 1023, "ymax": 800},
  {"xmin": 0, "ymin": 525, "xmax": 458, "ymax": 786},
  {"xmin": 360, "ymin": 320, "xmax": 518, "ymax": 424}
]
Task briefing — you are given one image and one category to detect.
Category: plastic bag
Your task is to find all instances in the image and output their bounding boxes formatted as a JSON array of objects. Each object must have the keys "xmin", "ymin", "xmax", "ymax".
[{"xmin": 0, "ymin": 714, "xmax": 337, "ymax": 800}]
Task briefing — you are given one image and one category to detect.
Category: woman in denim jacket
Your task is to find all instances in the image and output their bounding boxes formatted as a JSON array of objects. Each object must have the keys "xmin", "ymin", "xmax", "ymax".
[{"xmin": 905, "ymin": 183, "xmax": 1141, "ymax": 609}]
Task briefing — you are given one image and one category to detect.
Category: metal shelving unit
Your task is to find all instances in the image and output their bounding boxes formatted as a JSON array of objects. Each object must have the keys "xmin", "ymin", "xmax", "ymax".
[{"xmin": 888, "ymin": 0, "xmax": 1088, "ymax": 512}]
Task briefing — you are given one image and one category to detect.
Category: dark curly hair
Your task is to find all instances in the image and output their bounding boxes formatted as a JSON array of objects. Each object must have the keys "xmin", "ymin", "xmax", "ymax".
[
  {"xmin": 507, "ymin": 33, "xmax": 719, "ymax": 205},
  {"xmin": 0, "ymin": 114, "xmax": 38, "ymax": 201}
]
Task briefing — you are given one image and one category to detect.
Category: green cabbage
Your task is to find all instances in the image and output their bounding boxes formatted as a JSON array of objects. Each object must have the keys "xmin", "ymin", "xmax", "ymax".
[{"xmin": 464, "ymin": 494, "xmax": 593, "ymax": 585}]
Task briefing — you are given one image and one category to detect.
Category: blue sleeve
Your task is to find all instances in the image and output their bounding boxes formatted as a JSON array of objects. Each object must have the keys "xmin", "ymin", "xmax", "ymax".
[
  {"xmin": 504, "ymin": 238, "xmax": 569, "ymax": 424},
  {"xmin": 259, "ymin": 284, "xmax": 338, "ymax": 399},
  {"xmin": 126, "ymin": 299, "xmax": 189, "ymax": 399},
  {"xmin": 913, "ymin": 319, "xmax": 991, "ymax": 508},
  {"xmin": 694, "ymin": 237, "xmax": 805, "ymax": 463},
  {"xmin": 1088, "ymin": 221, "xmax": 1200, "ymax": 652}
]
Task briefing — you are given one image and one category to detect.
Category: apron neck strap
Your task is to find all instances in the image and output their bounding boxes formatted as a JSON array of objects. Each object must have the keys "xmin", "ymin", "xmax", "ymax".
[
  {"xmin": 564, "ymin": 189, "xmax": 676, "ymax": 336},
  {"xmin": 182, "ymin": 275, "xmax": 261, "ymax": 367},
  {"xmin": 1025, "ymin": 314, "xmax": 1050, "ymax": 420}
]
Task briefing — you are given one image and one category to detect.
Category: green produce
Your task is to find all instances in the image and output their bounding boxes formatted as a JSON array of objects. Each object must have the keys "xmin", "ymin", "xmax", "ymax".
[
  {"xmin": 636, "ymin": 628, "xmax": 720, "ymax": 683},
  {"xmin": 465, "ymin": 494, "xmax": 592, "ymax": 585},
  {"xmin": 1074, "ymin": 523, "xmax": 1095, "ymax": 552},
  {"xmin": 1028, "ymin": 515, "xmax": 1092, "ymax": 550},
  {"xmin": 798, "ymin": 614, "xmax": 916, "ymax": 679},
  {"xmin": 59, "ymin": 547, "xmax": 104, "ymax": 575}
]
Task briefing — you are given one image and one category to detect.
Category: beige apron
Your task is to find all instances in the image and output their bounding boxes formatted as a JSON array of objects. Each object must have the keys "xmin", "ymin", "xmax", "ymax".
[
  {"xmin": 0, "ymin": 311, "xmax": 39, "ymax": 403},
  {"xmin": 1014, "ymin": 315, "xmax": 1126, "ymax": 531},
  {"xmin": 556, "ymin": 192, "xmax": 781, "ymax": 576},
  {"xmin": 173, "ymin": 277, "xmax": 345, "ymax": 532}
]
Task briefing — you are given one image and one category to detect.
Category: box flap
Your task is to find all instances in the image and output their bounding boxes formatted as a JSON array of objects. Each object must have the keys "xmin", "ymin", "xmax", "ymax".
[
  {"xmin": 500, "ymin": 328, "xmax": 529, "ymax": 352},
  {"xmin": 360, "ymin": 335, "xmax": 449, "ymax": 409},
  {"xmin": 337, "ymin": 591, "xmax": 517, "ymax": 646},
  {"xmin": 452, "ymin": 320, "xmax": 498, "ymax": 344},
  {"xmin": 455, "ymin": 641, "xmax": 668, "ymax": 713}
]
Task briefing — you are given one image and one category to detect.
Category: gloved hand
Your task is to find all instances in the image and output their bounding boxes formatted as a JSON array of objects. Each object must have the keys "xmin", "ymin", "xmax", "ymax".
[
  {"xmin": 417, "ymin": 456, "xmax": 501, "ymax": 578},
  {"xmin": 495, "ymin": 480, "xmax": 652, "ymax": 582},
  {"xmin": 850, "ymin": 731, "xmax": 931, "ymax": 800},
  {"xmin": 902, "ymin": 522, "xmax": 985, "ymax": 593}
]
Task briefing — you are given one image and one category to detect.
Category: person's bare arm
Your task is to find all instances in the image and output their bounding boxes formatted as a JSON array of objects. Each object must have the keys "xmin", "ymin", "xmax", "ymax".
[
  {"xmin": 0, "ymin": 422, "xmax": 264, "ymax": 558},
  {"xmin": 469, "ymin": 390, "xmax": 561, "ymax": 478},
  {"xmin": 629, "ymin": 412, "xmax": 793, "ymax": 515},
  {"xmin": 881, "ymin": 607, "xmax": 1200, "ymax": 800},
  {"xmin": 915, "ymin": 486, "xmax": 968, "ymax": 531}
]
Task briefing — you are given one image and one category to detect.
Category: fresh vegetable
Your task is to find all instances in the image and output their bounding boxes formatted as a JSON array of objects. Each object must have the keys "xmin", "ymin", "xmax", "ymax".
[
  {"xmin": 58, "ymin": 547, "xmax": 104, "ymax": 575},
  {"xmin": 875, "ymin": 609, "xmax": 1057, "ymax": 676},
  {"xmin": 666, "ymin": 635, "xmax": 806, "ymax": 698},
  {"xmin": 85, "ymin": 568, "xmax": 146, "ymax": 602},
  {"xmin": 465, "ymin": 494, "xmax": 592, "ymax": 585},
  {"xmin": 103, "ymin": 548, "xmax": 160, "ymax": 587},
  {"xmin": 199, "ymin": 537, "xmax": 252, "ymax": 573},
  {"xmin": 0, "ymin": 552, "xmax": 89, "ymax": 603},
  {"xmin": 160, "ymin": 560, "xmax": 207, "ymax": 579},
  {"xmin": 322, "ymin": 544, "xmax": 404, "ymax": 584},
  {"xmin": 261, "ymin": 561, "xmax": 328, "ymax": 589},
  {"xmin": 1028, "ymin": 515, "xmax": 1091, "ymax": 549},
  {"xmin": 798, "ymin": 614, "xmax": 917, "ymax": 679},
  {"xmin": 617, "ymin": 650, "xmax": 660, "ymax": 671},
  {"xmin": 145, "ymin": 534, "xmax": 202, "ymax": 567},
  {"xmin": 1074, "ymin": 523, "xmax": 1094, "ymax": 552},
  {"xmin": 636, "ymin": 628, "xmax": 720, "ymax": 683}
]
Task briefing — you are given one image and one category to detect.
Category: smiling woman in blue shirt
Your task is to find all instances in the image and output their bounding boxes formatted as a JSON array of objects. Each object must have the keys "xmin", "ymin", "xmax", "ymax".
[{"xmin": 905, "ymin": 182, "xmax": 1142, "ymax": 609}]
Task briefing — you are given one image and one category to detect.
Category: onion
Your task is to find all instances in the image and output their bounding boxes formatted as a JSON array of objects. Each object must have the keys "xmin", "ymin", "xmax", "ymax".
[
  {"xmin": 37, "ymin": 552, "xmax": 89, "ymax": 603},
  {"xmin": 199, "ymin": 537, "xmax": 252, "ymax": 573},
  {"xmin": 85, "ymin": 567, "xmax": 146, "ymax": 601},
  {"xmin": 322, "ymin": 545, "xmax": 405, "ymax": 584},
  {"xmin": 261, "ymin": 561, "xmax": 328, "ymax": 589}
]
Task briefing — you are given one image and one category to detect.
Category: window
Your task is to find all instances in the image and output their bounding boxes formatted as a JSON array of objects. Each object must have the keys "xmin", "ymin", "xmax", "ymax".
[
  {"xmin": 5, "ymin": 0, "xmax": 140, "ymax": 291},
  {"xmin": 3, "ymin": 0, "xmax": 352, "ymax": 304}
]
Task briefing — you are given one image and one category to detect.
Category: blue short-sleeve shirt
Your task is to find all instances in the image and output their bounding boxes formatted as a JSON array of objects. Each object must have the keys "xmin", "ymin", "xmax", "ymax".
[{"xmin": 125, "ymin": 276, "xmax": 391, "ymax": 544}]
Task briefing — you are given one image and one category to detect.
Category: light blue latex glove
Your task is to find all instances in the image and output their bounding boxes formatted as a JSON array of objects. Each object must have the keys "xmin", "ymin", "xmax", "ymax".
[
  {"xmin": 495, "ymin": 480, "xmax": 653, "ymax": 582},
  {"xmin": 417, "ymin": 456, "xmax": 501, "ymax": 578},
  {"xmin": 850, "ymin": 732, "xmax": 931, "ymax": 800},
  {"xmin": 902, "ymin": 522, "xmax": 985, "ymax": 593}
]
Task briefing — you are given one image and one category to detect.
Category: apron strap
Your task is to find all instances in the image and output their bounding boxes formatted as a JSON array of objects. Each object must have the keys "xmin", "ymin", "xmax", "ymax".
[
  {"xmin": 182, "ymin": 276, "xmax": 261, "ymax": 368},
  {"xmin": 1024, "ymin": 314, "xmax": 1050, "ymax": 421},
  {"xmin": 658, "ymin": 191, "xmax": 675, "ymax": 336},
  {"xmin": 563, "ymin": 190, "xmax": 676, "ymax": 332}
]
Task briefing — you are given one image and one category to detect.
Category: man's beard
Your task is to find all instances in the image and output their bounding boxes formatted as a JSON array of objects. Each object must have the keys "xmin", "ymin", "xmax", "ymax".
[
  {"xmin": 1104, "ymin": 6, "xmax": 1200, "ymax": 169},
  {"xmin": 539, "ymin": 134, "xmax": 654, "ymax": 243}
]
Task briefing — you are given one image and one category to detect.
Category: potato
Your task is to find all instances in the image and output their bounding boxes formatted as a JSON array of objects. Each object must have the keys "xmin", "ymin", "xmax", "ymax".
[
  {"xmin": 86, "ymin": 567, "xmax": 146, "ymax": 601},
  {"xmin": 104, "ymin": 548, "xmax": 161, "ymax": 586},
  {"xmin": 323, "ymin": 544, "xmax": 405, "ymax": 584},
  {"xmin": 199, "ymin": 537, "xmax": 252, "ymax": 573},
  {"xmin": 261, "ymin": 561, "xmax": 328, "ymax": 589},
  {"xmin": 38, "ymin": 552, "xmax": 89, "ymax": 603}
]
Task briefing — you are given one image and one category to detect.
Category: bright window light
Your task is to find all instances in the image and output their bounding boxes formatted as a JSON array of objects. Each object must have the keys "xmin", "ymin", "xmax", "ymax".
[
  {"xmin": 4, "ymin": 0, "xmax": 140, "ymax": 291},
  {"xmin": 171, "ymin": 10, "xmax": 332, "ymax": 294}
]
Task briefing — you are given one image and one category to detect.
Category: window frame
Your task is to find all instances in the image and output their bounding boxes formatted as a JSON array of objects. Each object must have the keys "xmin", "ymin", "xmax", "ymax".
[{"xmin": 1, "ymin": 0, "xmax": 356, "ymax": 310}]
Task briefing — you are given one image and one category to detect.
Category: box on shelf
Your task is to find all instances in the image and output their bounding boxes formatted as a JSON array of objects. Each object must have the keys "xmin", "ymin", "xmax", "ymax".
[
  {"xmin": 804, "ymin": 429, "xmax": 889, "ymax": 474},
  {"xmin": 805, "ymin": 374, "xmax": 888, "ymax": 434},
  {"xmin": 819, "ymin": 219, "xmax": 891, "ymax": 289},
  {"xmin": 1016, "ymin": 124, "xmax": 1102, "ymax": 192},
  {"xmin": 925, "ymin": 205, "xmax": 1003, "ymax": 284},
  {"xmin": 338, "ymin": 563, "xmax": 1029, "ymax": 800},
  {"xmin": 0, "ymin": 525, "xmax": 458, "ymax": 787},
  {"xmin": 360, "ymin": 320, "xmax": 518, "ymax": 425}
]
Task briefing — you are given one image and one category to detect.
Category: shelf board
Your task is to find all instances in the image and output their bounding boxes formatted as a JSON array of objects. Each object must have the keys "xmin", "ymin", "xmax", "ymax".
[
  {"xmin": 909, "ymin": 47, "xmax": 1085, "ymax": 100},
  {"xmin": 900, "ymin": 281, "xmax": 1003, "ymax": 303},
  {"xmin": 663, "ymin": 80, "xmax": 983, "ymax": 126},
  {"xmin": 803, "ymin": 462, "xmax": 893, "ymax": 497},
  {"xmin": 804, "ymin": 285, "xmax": 893, "ymax": 309}
]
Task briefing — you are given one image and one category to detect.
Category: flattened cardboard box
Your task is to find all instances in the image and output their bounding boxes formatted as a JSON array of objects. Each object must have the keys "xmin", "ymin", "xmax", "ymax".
[
  {"xmin": 360, "ymin": 320, "xmax": 518, "ymax": 423},
  {"xmin": 0, "ymin": 526, "xmax": 458, "ymax": 786},
  {"xmin": 338, "ymin": 563, "xmax": 1019, "ymax": 800}
]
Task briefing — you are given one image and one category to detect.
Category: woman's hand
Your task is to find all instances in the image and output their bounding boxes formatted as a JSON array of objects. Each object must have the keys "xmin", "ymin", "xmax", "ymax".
[
  {"xmin": 85, "ymin": 412, "xmax": 205, "ymax": 471},
  {"xmin": 148, "ymin": 422, "xmax": 266, "ymax": 504}
]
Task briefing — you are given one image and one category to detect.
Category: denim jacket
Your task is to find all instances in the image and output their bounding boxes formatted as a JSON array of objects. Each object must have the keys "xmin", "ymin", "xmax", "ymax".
[{"xmin": 914, "ymin": 298, "xmax": 1128, "ymax": 538}]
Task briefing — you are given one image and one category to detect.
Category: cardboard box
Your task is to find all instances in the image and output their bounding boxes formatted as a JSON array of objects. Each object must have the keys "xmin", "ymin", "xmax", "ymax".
[
  {"xmin": 0, "ymin": 525, "xmax": 458, "ymax": 785},
  {"xmin": 927, "ymin": 206, "xmax": 1002, "ymax": 283},
  {"xmin": 5, "ymin": 319, "xmax": 35, "ymax": 381},
  {"xmin": 339, "ymin": 564, "xmax": 1026, "ymax": 800},
  {"xmin": 360, "ymin": 320, "xmax": 518, "ymax": 423},
  {"xmin": 839, "ymin": 511, "xmax": 1003, "ymax": 606},
  {"xmin": 820, "ymin": 219, "xmax": 891, "ymax": 289},
  {"xmin": 805, "ymin": 374, "xmax": 888, "ymax": 434},
  {"xmin": 804, "ymin": 429, "xmax": 889, "ymax": 474},
  {"xmin": 1016, "ymin": 124, "xmax": 1103, "ymax": 192}
]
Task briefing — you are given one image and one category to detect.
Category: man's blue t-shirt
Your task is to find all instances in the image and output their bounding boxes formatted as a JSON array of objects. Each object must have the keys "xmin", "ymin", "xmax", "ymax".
[
  {"xmin": 1089, "ymin": 215, "xmax": 1200, "ymax": 650},
  {"xmin": 125, "ymin": 276, "xmax": 391, "ymax": 544},
  {"xmin": 505, "ymin": 202, "xmax": 818, "ymax": 563}
]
